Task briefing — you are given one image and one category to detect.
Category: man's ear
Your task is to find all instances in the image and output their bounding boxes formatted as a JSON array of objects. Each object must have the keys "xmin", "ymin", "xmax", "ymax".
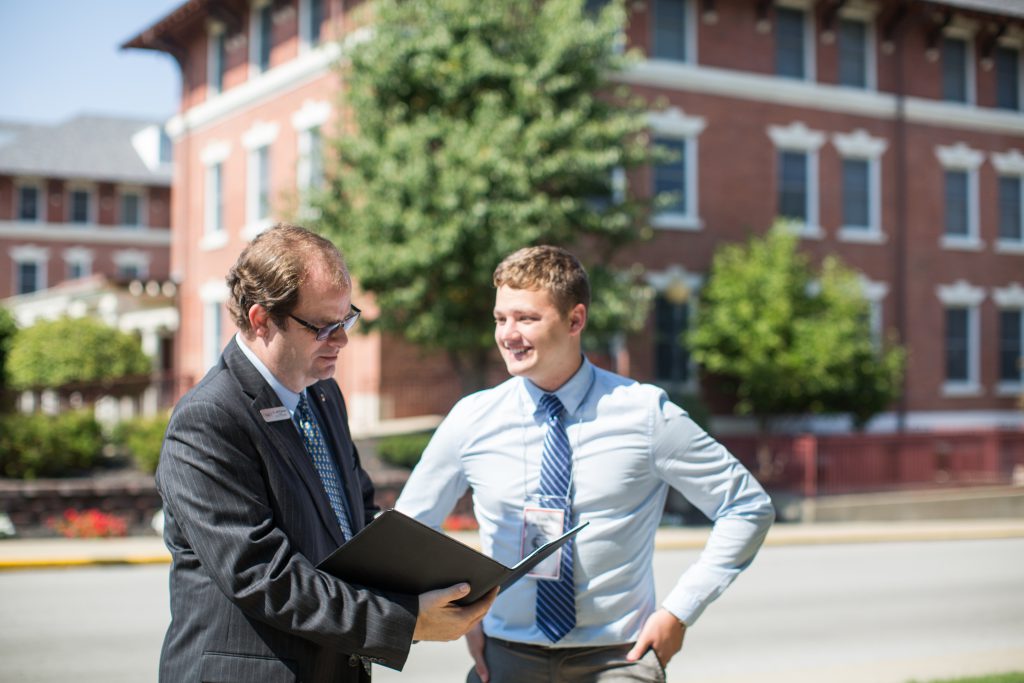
[
  {"xmin": 248, "ymin": 303, "xmax": 270, "ymax": 337},
  {"xmin": 568, "ymin": 303, "xmax": 587, "ymax": 336}
]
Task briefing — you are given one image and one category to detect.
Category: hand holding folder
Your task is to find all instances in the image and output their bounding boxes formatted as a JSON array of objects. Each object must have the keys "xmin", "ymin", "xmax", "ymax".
[{"xmin": 318, "ymin": 510, "xmax": 589, "ymax": 605}]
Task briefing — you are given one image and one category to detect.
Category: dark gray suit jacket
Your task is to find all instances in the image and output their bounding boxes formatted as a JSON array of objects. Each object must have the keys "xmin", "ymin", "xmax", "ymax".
[{"xmin": 157, "ymin": 338, "xmax": 418, "ymax": 682}]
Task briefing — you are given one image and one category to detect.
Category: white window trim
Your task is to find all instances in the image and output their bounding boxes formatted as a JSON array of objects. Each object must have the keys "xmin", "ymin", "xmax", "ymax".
[
  {"xmin": 14, "ymin": 178, "xmax": 44, "ymax": 222},
  {"xmin": 298, "ymin": 0, "xmax": 323, "ymax": 53},
  {"xmin": 936, "ymin": 142, "xmax": 984, "ymax": 251},
  {"xmin": 291, "ymin": 99, "xmax": 330, "ymax": 132},
  {"xmin": 995, "ymin": 283, "xmax": 1024, "ymax": 396},
  {"xmin": 859, "ymin": 276, "xmax": 888, "ymax": 346},
  {"xmin": 200, "ymin": 281, "xmax": 229, "ymax": 371},
  {"xmin": 648, "ymin": 0, "xmax": 699, "ymax": 65},
  {"xmin": 940, "ymin": 27, "xmax": 977, "ymax": 106},
  {"xmin": 207, "ymin": 20, "xmax": 225, "ymax": 99},
  {"xmin": 993, "ymin": 39, "xmax": 1023, "ymax": 111},
  {"xmin": 245, "ymin": 143, "xmax": 274, "ymax": 239},
  {"xmin": 66, "ymin": 182, "xmax": 97, "ymax": 226},
  {"xmin": 992, "ymin": 149, "xmax": 1024, "ymax": 252},
  {"xmin": 774, "ymin": 1, "xmax": 816, "ymax": 83},
  {"xmin": 202, "ymin": 163, "xmax": 228, "ymax": 250},
  {"xmin": 649, "ymin": 107, "xmax": 706, "ymax": 231},
  {"xmin": 937, "ymin": 280, "xmax": 985, "ymax": 396},
  {"xmin": 249, "ymin": 0, "xmax": 272, "ymax": 78},
  {"xmin": 834, "ymin": 128, "xmax": 887, "ymax": 241},
  {"xmin": 113, "ymin": 249, "xmax": 151, "ymax": 280},
  {"xmin": 10, "ymin": 245, "xmax": 49, "ymax": 295},
  {"xmin": 769, "ymin": 121, "xmax": 824, "ymax": 238},
  {"xmin": 118, "ymin": 186, "xmax": 147, "ymax": 228},
  {"xmin": 646, "ymin": 265, "xmax": 704, "ymax": 393},
  {"xmin": 62, "ymin": 246, "xmax": 94, "ymax": 280}
]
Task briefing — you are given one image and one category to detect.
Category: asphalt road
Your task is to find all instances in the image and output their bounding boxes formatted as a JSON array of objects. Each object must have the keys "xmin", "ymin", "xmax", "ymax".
[{"xmin": 0, "ymin": 538, "xmax": 1022, "ymax": 683}]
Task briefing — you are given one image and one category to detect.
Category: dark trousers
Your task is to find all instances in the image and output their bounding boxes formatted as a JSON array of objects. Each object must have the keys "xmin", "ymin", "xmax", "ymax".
[{"xmin": 466, "ymin": 637, "xmax": 666, "ymax": 683}]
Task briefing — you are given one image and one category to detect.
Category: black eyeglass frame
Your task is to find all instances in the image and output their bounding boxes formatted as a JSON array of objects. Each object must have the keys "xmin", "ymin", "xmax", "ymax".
[{"xmin": 288, "ymin": 305, "xmax": 361, "ymax": 341}]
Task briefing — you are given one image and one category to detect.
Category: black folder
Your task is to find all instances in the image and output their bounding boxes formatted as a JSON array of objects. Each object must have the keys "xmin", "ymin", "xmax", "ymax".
[{"xmin": 317, "ymin": 509, "xmax": 588, "ymax": 605}]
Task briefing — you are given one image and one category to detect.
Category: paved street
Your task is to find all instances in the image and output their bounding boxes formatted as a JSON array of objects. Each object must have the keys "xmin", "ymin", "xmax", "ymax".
[{"xmin": 0, "ymin": 537, "xmax": 1022, "ymax": 682}]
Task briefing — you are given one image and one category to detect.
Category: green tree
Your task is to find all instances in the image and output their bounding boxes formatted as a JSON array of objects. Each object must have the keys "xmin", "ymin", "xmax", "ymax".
[
  {"xmin": 0, "ymin": 307, "xmax": 17, "ymax": 408},
  {"xmin": 316, "ymin": 0, "xmax": 662, "ymax": 391},
  {"xmin": 7, "ymin": 317, "xmax": 151, "ymax": 391},
  {"xmin": 688, "ymin": 224, "xmax": 904, "ymax": 429}
]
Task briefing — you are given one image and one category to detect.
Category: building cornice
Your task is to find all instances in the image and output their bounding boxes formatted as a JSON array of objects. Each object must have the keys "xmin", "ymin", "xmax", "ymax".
[{"xmin": 0, "ymin": 222, "xmax": 172, "ymax": 246}]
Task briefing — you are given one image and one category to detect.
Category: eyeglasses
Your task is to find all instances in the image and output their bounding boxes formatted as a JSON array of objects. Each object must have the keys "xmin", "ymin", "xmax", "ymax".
[{"xmin": 288, "ymin": 305, "xmax": 361, "ymax": 341}]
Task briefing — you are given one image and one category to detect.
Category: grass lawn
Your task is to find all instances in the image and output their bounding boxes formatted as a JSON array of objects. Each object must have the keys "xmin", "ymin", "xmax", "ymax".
[{"xmin": 912, "ymin": 675, "xmax": 1024, "ymax": 683}]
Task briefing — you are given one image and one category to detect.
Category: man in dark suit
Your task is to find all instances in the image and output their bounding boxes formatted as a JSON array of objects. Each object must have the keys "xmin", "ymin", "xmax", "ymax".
[{"xmin": 157, "ymin": 223, "xmax": 494, "ymax": 682}]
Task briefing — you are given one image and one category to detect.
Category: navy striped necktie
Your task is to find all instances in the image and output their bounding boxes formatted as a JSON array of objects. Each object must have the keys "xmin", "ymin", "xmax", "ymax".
[
  {"xmin": 535, "ymin": 393, "xmax": 576, "ymax": 643},
  {"xmin": 296, "ymin": 394, "xmax": 354, "ymax": 540}
]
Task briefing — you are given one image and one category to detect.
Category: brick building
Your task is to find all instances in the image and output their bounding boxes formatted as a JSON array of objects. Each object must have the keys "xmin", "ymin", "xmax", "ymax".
[{"xmin": 126, "ymin": 0, "xmax": 1024, "ymax": 433}]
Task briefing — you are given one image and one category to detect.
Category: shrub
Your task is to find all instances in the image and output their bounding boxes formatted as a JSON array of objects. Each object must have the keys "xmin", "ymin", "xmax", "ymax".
[
  {"xmin": 112, "ymin": 413, "xmax": 170, "ymax": 474},
  {"xmin": 0, "ymin": 410, "xmax": 103, "ymax": 479},
  {"xmin": 376, "ymin": 431, "xmax": 433, "ymax": 469}
]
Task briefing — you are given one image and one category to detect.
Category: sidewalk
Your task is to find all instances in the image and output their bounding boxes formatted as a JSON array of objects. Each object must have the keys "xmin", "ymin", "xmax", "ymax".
[{"xmin": 3, "ymin": 518, "xmax": 1024, "ymax": 571}]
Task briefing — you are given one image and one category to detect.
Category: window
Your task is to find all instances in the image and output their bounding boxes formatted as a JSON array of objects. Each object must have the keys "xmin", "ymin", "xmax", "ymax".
[
  {"xmin": 67, "ymin": 260, "xmax": 87, "ymax": 280},
  {"xmin": 778, "ymin": 151, "xmax": 808, "ymax": 222},
  {"xmin": 307, "ymin": 126, "xmax": 323, "ymax": 190},
  {"xmin": 837, "ymin": 18, "xmax": 867, "ymax": 88},
  {"xmin": 942, "ymin": 37, "xmax": 968, "ymax": 103},
  {"xmin": 654, "ymin": 293, "xmax": 691, "ymax": 385},
  {"xmin": 944, "ymin": 170, "xmax": 969, "ymax": 238},
  {"xmin": 206, "ymin": 162, "xmax": 224, "ymax": 236},
  {"xmin": 65, "ymin": 250, "xmax": 91, "ymax": 280},
  {"xmin": 257, "ymin": 145, "xmax": 271, "ymax": 220},
  {"xmin": 995, "ymin": 46, "xmax": 1020, "ymax": 111},
  {"xmin": 16, "ymin": 260, "xmax": 41, "ymax": 295},
  {"xmin": 120, "ymin": 191, "xmax": 142, "ymax": 227},
  {"xmin": 17, "ymin": 184, "xmax": 40, "ymax": 221},
  {"xmin": 1000, "ymin": 309, "xmax": 1023, "ymax": 384},
  {"xmin": 842, "ymin": 158, "xmax": 869, "ymax": 228},
  {"xmin": 653, "ymin": 0, "xmax": 687, "ymax": 62},
  {"xmin": 775, "ymin": 7, "xmax": 807, "ymax": 79},
  {"xmin": 209, "ymin": 29, "xmax": 226, "ymax": 96},
  {"xmin": 258, "ymin": 4, "xmax": 273, "ymax": 73},
  {"xmin": 945, "ymin": 307, "xmax": 970, "ymax": 383},
  {"xmin": 999, "ymin": 175, "xmax": 1022, "ymax": 243},
  {"xmin": 654, "ymin": 138, "xmax": 687, "ymax": 215},
  {"xmin": 118, "ymin": 263, "xmax": 142, "ymax": 280},
  {"xmin": 70, "ymin": 189, "xmax": 91, "ymax": 223},
  {"xmin": 308, "ymin": 0, "xmax": 323, "ymax": 46}
]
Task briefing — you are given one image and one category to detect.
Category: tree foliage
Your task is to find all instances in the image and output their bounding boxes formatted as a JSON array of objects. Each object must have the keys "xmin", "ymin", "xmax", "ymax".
[
  {"xmin": 0, "ymin": 307, "xmax": 16, "ymax": 389},
  {"xmin": 688, "ymin": 224, "xmax": 905, "ymax": 428},
  {"xmin": 316, "ymin": 0, "xmax": 662, "ymax": 389},
  {"xmin": 7, "ymin": 317, "xmax": 151, "ymax": 391}
]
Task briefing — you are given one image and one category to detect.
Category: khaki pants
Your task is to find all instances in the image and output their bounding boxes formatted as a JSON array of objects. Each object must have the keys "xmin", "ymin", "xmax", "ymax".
[{"xmin": 466, "ymin": 638, "xmax": 666, "ymax": 683}]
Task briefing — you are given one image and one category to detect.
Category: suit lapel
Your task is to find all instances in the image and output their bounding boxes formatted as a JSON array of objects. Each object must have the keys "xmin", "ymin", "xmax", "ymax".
[{"xmin": 223, "ymin": 340, "xmax": 347, "ymax": 547}]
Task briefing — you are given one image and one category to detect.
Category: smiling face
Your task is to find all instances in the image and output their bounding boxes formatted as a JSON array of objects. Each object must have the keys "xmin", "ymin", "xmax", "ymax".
[
  {"xmin": 493, "ymin": 285, "xmax": 586, "ymax": 393},
  {"xmin": 248, "ymin": 262, "xmax": 353, "ymax": 393}
]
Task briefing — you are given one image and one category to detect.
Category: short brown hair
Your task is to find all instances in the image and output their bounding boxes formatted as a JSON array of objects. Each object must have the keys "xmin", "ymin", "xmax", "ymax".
[
  {"xmin": 226, "ymin": 223, "xmax": 350, "ymax": 334},
  {"xmin": 493, "ymin": 245, "xmax": 590, "ymax": 315}
]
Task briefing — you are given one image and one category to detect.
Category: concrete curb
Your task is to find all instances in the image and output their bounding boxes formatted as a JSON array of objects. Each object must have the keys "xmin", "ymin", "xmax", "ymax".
[{"xmin": 2, "ymin": 520, "xmax": 1023, "ymax": 571}]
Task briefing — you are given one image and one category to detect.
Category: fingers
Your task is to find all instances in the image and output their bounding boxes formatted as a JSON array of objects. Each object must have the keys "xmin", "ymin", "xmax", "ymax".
[
  {"xmin": 425, "ymin": 582, "xmax": 471, "ymax": 607},
  {"xmin": 625, "ymin": 635, "xmax": 650, "ymax": 662},
  {"xmin": 466, "ymin": 623, "xmax": 489, "ymax": 683}
]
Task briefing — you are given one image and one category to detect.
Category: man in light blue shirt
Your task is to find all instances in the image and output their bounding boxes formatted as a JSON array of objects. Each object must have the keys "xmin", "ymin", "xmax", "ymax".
[{"xmin": 396, "ymin": 246, "xmax": 775, "ymax": 683}]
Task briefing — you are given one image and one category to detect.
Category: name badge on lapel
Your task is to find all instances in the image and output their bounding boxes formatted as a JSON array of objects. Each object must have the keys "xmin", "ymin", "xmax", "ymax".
[{"xmin": 260, "ymin": 407, "xmax": 292, "ymax": 423}]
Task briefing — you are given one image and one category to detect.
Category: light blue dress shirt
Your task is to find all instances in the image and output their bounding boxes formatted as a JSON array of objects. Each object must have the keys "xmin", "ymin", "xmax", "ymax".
[
  {"xmin": 235, "ymin": 333, "xmax": 302, "ymax": 425},
  {"xmin": 396, "ymin": 358, "xmax": 775, "ymax": 647}
]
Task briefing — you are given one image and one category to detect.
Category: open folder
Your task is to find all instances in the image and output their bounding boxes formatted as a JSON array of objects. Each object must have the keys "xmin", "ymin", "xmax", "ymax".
[{"xmin": 317, "ymin": 510, "xmax": 588, "ymax": 605}]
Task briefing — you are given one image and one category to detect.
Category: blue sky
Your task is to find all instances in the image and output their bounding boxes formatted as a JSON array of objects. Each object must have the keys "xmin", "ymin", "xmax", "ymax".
[{"xmin": 0, "ymin": 0, "xmax": 185, "ymax": 125}]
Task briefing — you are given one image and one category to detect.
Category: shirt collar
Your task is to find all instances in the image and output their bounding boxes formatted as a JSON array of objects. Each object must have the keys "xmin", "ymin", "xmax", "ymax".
[
  {"xmin": 522, "ymin": 356, "xmax": 595, "ymax": 417},
  {"xmin": 235, "ymin": 332, "xmax": 303, "ymax": 415}
]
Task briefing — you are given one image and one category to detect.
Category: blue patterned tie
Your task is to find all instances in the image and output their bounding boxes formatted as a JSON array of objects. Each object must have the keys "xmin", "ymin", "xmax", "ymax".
[
  {"xmin": 535, "ymin": 393, "xmax": 576, "ymax": 643},
  {"xmin": 296, "ymin": 394, "xmax": 354, "ymax": 540}
]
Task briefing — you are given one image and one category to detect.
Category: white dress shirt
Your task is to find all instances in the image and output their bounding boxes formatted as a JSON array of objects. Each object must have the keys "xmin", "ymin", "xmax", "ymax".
[{"xmin": 396, "ymin": 358, "xmax": 775, "ymax": 647}]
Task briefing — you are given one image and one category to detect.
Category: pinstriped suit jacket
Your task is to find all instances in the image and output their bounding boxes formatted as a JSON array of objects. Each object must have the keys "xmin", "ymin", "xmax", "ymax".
[{"xmin": 157, "ymin": 338, "xmax": 418, "ymax": 682}]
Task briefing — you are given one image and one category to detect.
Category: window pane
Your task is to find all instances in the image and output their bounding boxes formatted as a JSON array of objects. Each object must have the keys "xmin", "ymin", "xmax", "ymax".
[
  {"xmin": 1000, "ymin": 309, "xmax": 1023, "ymax": 382},
  {"xmin": 653, "ymin": 0, "xmax": 687, "ymax": 62},
  {"xmin": 258, "ymin": 146, "xmax": 271, "ymax": 219},
  {"xmin": 945, "ymin": 307, "xmax": 969, "ymax": 382},
  {"xmin": 842, "ymin": 158, "xmax": 870, "ymax": 228},
  {"xmin": 776, "ymin": 8, "xmax": 805, "ymax": 79},
  {"xmin": 121, "ymin": 193, "xmax": 141, "ymax": 226},
  {"xmin": 17, "ymin": 262, "xmax": 39, "ymax": 295},
  {"xmin": 999, "ymin": 176, "xmax": 1022, "ymax": 241},
  {"xmin": 654, "ymin": 294, "xmax": 690, "ymax": 383},
  {"xmin": 995, "ymin": 46, "xmax": 1019, "ymax": 111},
  {"xmin": 212, "ymin": 33, "xmax": 225, "ymax": 93},
  {"xmin": 67, "ymin": 260, "xmax": 86, "ymax": 280},
  {"xmin": 70, "ymin": 190, "xmax": 90, "ymax": 223},
  {"xmin": 654, "ymin": 138, "xmax": 686, "ymax": 214},
  {"xmin": 778, "ymin": 151, "xmax": 807, "ymax": 221},
  {"xmin": 942, "ymin": 37, "xmax": 967, "ymax": 103},
  {"xmin": 309, "ymin": 0, "xmax": 323, "ymax": 45},
  {"xmin": 259, "ymin": 5, "xmax": 273, "ymax": 71},
  {"xmin": 309, "ymin": 127, "xmax": 324, "ymax": 189},
  {"xmin": 838, "ymin": 19, "xmax": 867, "ymax": 88},
  {"xmin": 18, "ymin": 186, "xmax": 38, "ymax": 221},
  {"xmin": 944, "ymin": 170, "xmax": 968, "ymax": 237}
]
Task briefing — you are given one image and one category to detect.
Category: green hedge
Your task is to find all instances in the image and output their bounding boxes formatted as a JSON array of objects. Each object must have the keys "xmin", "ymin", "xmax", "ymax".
[
  {"xmin": 0, "ymin": 411, "xmax": 103, "ymax": 479},
  {"xmin": 112, "ymin": 413, "xmax": 170, "ymax": 474},
  {"xmin": 376, "ymin": 431, "xmax": 433, "ymax": 469}
]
